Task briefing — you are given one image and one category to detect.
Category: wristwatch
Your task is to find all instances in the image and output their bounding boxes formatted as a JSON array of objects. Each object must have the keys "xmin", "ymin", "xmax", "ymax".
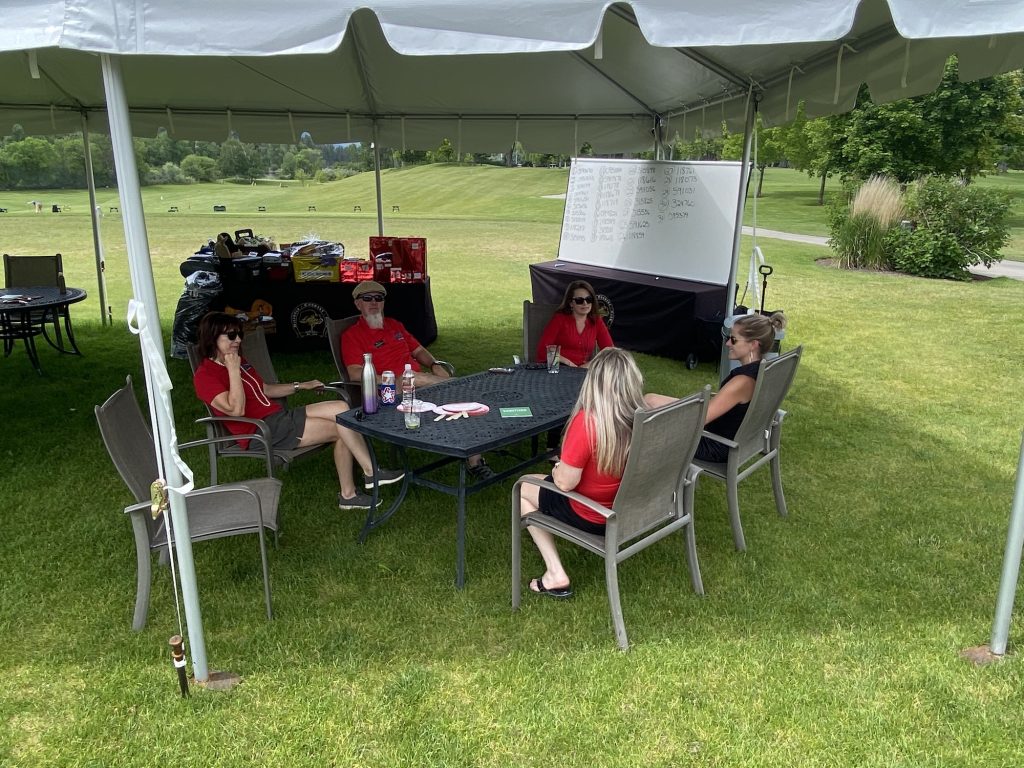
[{"xmin": 292, "ymin": 382, "xmax": 300, "ymax": 393}]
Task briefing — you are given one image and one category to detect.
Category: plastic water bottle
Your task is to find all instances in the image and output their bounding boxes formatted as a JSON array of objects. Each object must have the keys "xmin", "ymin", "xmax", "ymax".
[
  {"xmin": 402, "ymin": 364, "xmax": 419, "ymax": 429},
  {"xmin": 361, "ymin": 353, "xmax": 378, "ymax": 414}
]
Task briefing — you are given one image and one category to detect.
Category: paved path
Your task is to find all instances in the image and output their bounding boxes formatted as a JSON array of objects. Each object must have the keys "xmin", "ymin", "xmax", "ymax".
[{"xmin": 742, "ymin": 226, "xmax": 1024, "ymax": 281}]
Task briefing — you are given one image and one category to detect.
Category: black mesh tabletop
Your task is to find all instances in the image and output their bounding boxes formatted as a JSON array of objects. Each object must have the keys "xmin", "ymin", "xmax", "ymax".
[{"xmin": 338, "ymin": 366, "xmax": 586, "ymax": 457}]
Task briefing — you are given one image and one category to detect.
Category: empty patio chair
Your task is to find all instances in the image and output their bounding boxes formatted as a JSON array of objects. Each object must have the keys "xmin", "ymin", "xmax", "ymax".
[
  {"xmin": 95, "ymin": 376, "xmax": 281, "ymax": 630},
  {"xmin": 693, "ymin": 345, "xmax": 803, "ymax": 551},
  {"xmin": 512, "ymin": 388, "xmax": 709, "ymax": 650}
]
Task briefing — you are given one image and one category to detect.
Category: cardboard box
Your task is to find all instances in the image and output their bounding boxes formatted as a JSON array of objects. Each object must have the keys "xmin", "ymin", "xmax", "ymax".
[{"xmin": 292, "ymin": 253, "xmax": 339, "ymax": 282}]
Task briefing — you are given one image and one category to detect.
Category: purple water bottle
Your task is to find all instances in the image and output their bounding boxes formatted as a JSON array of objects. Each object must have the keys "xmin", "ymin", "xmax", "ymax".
[
  {"xmin": 361, "ymin": 353, "xmax": 378, "ymax": 414},
  {"xmin": 379, "ymin": 370, "xmax": 396, "ymax": 407}
]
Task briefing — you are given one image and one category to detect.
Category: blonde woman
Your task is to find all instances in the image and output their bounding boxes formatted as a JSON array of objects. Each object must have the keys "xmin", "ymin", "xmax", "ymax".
[{"xmin": 517, "ymin": 347, "xmax": 656, "ymax": 598}]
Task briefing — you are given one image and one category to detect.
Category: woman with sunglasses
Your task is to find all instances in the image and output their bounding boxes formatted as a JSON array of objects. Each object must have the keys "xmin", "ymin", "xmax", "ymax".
[
  {"xmin": 536, "ymin": 280, "xmax": 613, "ymax": 368},
  {"xmin": 694, "ymin": 312, "xmax": 787, "ymax": 462},
  {"xmin": 193, "ymin": 312, "xmax": 403, "ymax": 510}
]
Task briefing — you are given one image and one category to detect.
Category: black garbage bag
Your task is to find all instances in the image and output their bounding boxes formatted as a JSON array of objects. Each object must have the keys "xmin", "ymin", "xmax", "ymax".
[{"xmin": 170, "ymin": 270, "xmax": 223, "ymax": 359}]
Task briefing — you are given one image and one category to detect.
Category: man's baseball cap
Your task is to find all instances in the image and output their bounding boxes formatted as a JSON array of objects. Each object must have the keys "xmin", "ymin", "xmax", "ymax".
[{"xmin": 352, "ymin": 280, "xmax": 387, "ymax": 299}]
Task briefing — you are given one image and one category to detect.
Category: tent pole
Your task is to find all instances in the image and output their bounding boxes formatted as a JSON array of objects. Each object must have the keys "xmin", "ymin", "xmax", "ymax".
[
  {"xmin": 100, "ymin": 53, "xmax": 210, "ymax": 683},
  {"xmin": 720, "ymin": 89, "xmax": 756, "ymax": 381},
  {"xmin": 80, "ymin": 113, "xmax": 110, "ymax": 326},
  {"xmin": 990, "ymin": 431, "xmax": 1024, "ymax": 656},
  {"xmin": 373, "ymin": 122, "xmax": 384, "ymax": 236}
]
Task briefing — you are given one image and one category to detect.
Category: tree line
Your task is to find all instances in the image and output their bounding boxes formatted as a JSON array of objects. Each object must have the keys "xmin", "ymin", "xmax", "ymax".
[{"xmin": 674, "ymin": 58, "xmax": 1023, "ymax": 201}]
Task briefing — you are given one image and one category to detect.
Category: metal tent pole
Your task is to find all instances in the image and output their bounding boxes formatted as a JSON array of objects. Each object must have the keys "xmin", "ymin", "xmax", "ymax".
[
  {"xmin": 373, "ymin": 122, "xmax": 384, "ymax": 236},
  {"xmin": 720, "ymin": 90, "xmax": 756, "ymax": 382},
  {"xmin": 990, "ymin": 431, "xmax": 1024, "ymax": 656},
  {"xmin": 80, "ymin": 113, "xmax": 110, "ymax": 326},
  {"xmin": 100, "ymin": 53, "xmax": 209, "ymax": 682}
]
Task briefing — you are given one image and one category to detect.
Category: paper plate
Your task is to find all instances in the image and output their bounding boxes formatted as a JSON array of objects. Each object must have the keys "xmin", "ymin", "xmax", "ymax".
[
  {"xmin": 439, "ymin": 402, "xmax": 485, "ymax": 414},
  {"xmin": 435, "ymin": 403, "xmax": 489, "ymax": 416},
  {"xmin": 396, "ymin": 400, "xmax": 437, "ymax": 413}
]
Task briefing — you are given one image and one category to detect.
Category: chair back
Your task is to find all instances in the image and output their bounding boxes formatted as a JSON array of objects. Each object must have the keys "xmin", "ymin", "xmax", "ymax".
[
  {"xmin": 95, "ymin": 376, "xmax": 161, "ymax": 505},
  {"xmin": 326, "ymin": 315, "xmax": 361, "ymax": 382},
  {"xmin": 732, "ymin": 346, "xmax": 803, "ymax": 463},
  {"xmin": 240, "ymin": 326, "xmax": 279, "ymax": 385},
  {"xmin": 611, "ymin": 388, "xmax": 710, "ymax": 542},
  {"xmin": 3, "ymin": 253, "xmax": 62, "ymax": 288},
  {"xmin": 522, "ymin": 300, "xmax": 560, "ymax": 362}
]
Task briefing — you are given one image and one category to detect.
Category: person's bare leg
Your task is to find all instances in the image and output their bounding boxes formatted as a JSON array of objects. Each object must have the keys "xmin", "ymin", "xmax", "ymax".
[
  {"xmin": 519, "ymin": 476, "xmax": 570, "ymax": 591},
  {"xmin": 296, "ymin": 408, "xmax": 358, "ymax": 497},
  {"xmin": 303, "ymin": 400, "xmax": 377, "ymax": 475}
]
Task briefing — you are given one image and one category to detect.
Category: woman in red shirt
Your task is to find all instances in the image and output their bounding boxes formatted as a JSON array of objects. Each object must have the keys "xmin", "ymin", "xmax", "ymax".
[
  {"xmin": 193, "ymin": 312, "xmax": 402, "ymax": 510},
  {"xmin": 536, "ymin": 280, "xmax": 613, "ymax": 368},
  {"xmin": 517, "ymin": 347, "xmax": 656, "ymax": 598}
]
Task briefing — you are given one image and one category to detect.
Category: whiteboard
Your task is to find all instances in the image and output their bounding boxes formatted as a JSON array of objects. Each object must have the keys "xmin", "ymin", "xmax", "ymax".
[{"xmin": 557, "ymin": 158, "xmax": 743, "ymax": 285}]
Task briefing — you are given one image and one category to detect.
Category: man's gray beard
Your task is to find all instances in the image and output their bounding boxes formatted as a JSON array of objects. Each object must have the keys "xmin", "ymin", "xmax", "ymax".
[{"xmin": 365, "ymin": 313, "xmax": 384, "ymax": 330}]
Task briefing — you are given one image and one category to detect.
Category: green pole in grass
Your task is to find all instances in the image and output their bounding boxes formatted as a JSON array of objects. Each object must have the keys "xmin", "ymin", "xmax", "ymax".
[{"xmin": 991, "ymin": 431, "xmax": 1024, "ymax": 656}]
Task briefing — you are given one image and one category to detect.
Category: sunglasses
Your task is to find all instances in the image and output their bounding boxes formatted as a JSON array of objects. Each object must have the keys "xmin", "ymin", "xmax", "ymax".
[
  {"xmin": 570, "ymin": 296, "xmax": 594, "ymax": 305},
  {"xmin": 726, "ymin": 335, "xmax": 743, "ymax": 344},
  {"xmin": 358, "ymin": 293, "xmax": 386, "ymax": 302},
  {"xmin": 221, "ymin": 330, "xmax": 244, "ymax": 341}
]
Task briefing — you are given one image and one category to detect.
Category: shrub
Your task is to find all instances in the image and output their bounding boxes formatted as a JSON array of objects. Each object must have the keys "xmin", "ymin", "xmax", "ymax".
[
  {"xmin": 827, "ymin": 175, "xmax": 905, "ymax": 270},
  {"xmin": 886, "ymin": 176, "xmax": 1012, "ymax": 280}
]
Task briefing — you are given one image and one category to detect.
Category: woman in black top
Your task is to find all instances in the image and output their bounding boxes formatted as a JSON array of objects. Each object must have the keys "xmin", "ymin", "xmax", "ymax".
[{"xmin": 696, "ymin": 312, "xmax": 787, "ymax": 462}]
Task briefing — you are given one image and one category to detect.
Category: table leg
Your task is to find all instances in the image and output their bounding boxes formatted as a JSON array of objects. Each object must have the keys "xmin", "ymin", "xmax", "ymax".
[{"xmin": 455, "ymin": 460, "xmax": 467, "ymax": 589}]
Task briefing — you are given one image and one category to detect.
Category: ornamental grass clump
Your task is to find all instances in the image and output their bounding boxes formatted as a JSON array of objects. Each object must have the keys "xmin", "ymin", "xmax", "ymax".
[{"xmin": 827, "ymin": 175, "xmax": 905, "ymax": 270}]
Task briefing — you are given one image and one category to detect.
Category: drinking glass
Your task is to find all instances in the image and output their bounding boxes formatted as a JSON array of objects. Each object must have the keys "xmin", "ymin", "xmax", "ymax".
[{"xmin": 546, "ymin": 345, "xmax": 560, "ymax": 373}]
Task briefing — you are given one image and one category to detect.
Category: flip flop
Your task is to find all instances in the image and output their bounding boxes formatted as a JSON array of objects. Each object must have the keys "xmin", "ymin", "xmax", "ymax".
[{"xmin": 530, "ymin": 576, "xmax": 573, "ymax": 599}]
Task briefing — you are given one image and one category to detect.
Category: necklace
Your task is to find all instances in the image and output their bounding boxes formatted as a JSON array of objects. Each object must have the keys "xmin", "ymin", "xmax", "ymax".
[{"xmin": 215, "ymin": 358, "xmax": 271, "ymax": 406}]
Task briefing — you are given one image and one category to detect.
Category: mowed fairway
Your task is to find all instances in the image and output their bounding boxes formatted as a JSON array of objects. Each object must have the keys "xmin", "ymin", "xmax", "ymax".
[{"xmin": 1, "ymin": 165, "xmax": 1024, "ymax": 767}]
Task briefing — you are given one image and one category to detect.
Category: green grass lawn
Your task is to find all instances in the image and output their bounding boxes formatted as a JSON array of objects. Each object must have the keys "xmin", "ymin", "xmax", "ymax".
[{"xmin": 2, "ymin": 168, "xmax": 1024, "ymax": 766}]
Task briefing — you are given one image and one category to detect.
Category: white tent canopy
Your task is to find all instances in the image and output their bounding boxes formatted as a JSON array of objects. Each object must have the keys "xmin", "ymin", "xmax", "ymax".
[{"xmin": 3, "ymin": 0, "xmax": 1024, "ymax": 151}]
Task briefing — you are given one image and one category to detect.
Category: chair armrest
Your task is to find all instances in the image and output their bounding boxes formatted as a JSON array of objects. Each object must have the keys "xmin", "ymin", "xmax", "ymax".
[
  {"xmin": 320, "ymin": 383, "xmax": 354, "ymax": 404},
  {"xmin": 192, "ymin": 416, "xmax": 275, "ymax": 475},
  {"xmin": 700, "ymin": 430, "xmax": 738, "ymax": 450},
  {"xmin": 513, "ymin": 475, "xmax": 614, "ymax": 521},
  {"xmin": 433, "ymin": 360, "xmax": 456, "ymax": 377},
  {"xmin": 123, "ymin": 500, "xmax": 154, "ymax": 517}
]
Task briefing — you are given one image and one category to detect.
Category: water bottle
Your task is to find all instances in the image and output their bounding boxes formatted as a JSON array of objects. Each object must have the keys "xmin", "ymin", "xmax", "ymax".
[
  {"xmin": 379, "ymin": 370, "xmax": 396, "ymax": 407},
  {"xmin": 402, "ymin": 364, "xmax": 419, "ymax": 429},
  {"xmin": 361, "ymin": 353, "xmax": 378, "ymax": 414}
]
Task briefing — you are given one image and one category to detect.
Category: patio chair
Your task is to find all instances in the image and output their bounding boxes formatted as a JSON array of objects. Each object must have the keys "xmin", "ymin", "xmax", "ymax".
[
  {"xmin": 522, "ymin": 300, "xmax": 559, "ymax": 363},
  {"xmin": 3, "ymin": 252, "xmax": 82, "ymax": 355},
  {"xmin": 512, "ymin": 388, "xmax": 710, "ymax": 651},
  {"xmin": 186, "ymin": 326, "xmax": 347, "ymax": 484},
  {"xmin": 95, "ymin": 376, "xmax": 281, "ymax": 630},
  {"xmin": 693, "ymin": 345, "xmax": 803, "ymax": 552},
  {"xmin": 326, "ymin": 314, "xmax": 454, "ymax": 398}
]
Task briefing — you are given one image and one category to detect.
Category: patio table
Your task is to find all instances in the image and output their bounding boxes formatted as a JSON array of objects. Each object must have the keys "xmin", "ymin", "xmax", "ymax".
[
  {"xmin": 338, "ymin": 365, "xmax": 586, "ymax": 587},
  {"xmin": 1, "ymin": 286, "xmax": 86, "ymax": 374}
]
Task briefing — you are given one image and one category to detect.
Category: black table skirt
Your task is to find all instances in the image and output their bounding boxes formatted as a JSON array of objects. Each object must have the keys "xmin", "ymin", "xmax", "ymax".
[
  {"xmin": 217, "ymin": 276, "xmax": 438, "ymax": 353},
  {"xmin": 529, "ymin": 260, "xmax": 728, "ymax": 362}
]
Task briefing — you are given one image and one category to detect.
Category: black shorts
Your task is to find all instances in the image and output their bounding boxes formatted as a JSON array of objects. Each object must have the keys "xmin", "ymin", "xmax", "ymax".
[
  {"xmin": 695, "ymin": 435, "xmax": 729, "ymax": 463},
  {"xmin": 246, "ymin": 408, "xmax": 306, "ymax": 451},
  {"xmin": 537, "ymin": 476, "xmax": 606, "ymax": 535}
]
